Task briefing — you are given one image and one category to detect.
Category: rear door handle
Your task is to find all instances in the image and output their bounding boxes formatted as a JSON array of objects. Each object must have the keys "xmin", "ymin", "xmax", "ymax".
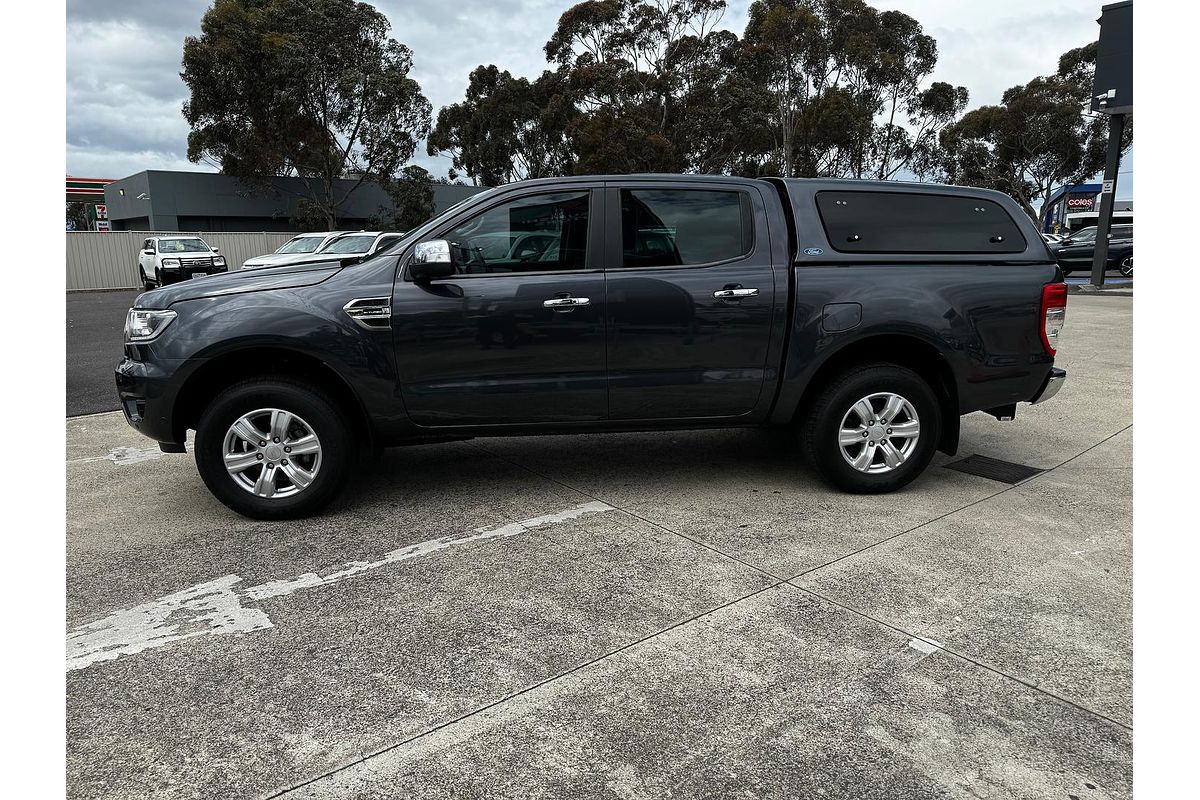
[
  {"xmin": 713, "ymin": 287, "xmax": 759, "ymax": 299},
  {"xmin": 543, "ymin": 296, "xmax": 590, "ymax": 311}
]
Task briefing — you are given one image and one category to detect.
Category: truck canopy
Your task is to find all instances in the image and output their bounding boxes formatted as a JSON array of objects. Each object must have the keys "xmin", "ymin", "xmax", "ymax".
[{"xmin": 768, "ymin": 178, "xmax": 1053, "ymax": 265}]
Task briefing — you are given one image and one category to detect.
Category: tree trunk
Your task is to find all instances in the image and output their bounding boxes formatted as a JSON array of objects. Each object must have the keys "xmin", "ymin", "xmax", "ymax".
[{"xmin": 878, "ymin": 95, "xmax": 898, "ymax": 181}]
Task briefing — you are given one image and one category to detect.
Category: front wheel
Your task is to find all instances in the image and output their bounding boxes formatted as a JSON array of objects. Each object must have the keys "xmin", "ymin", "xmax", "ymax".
[
  {"xmin": 800, "ymin": 363, "xmax": 941, "ymax": 493},
  {"xmin": 140, "ymin": 266, "xmax": 155, "ymax": 291},
  {"xmin": 195, "ymin": 379, "xmax": 354, "ymax": 519},
  {"xmin": 1119, "ymin": 254, "xmax": 1133, "ymax": 277}
]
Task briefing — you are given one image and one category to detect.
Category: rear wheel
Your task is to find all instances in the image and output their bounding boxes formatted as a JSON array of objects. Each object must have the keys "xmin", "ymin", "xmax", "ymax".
[
  {"xmin": 800, "ymin": 363, "xmax": 941, "ymax": 493},
  {"xmin": 1119, "ymin": 254, "xmax": 1133, "ymax": 277},
  {"xmin": 195, "ymin": 378, "xmax": 354, "ymax": 519}
]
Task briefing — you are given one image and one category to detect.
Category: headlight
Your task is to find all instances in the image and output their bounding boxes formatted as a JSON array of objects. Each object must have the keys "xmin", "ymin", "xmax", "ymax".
[
  {"xmin": 213, "ymin": 256, "xmax": 226, "ymax": 267},
  {"xmin": 125, "ymin": 309, "xmax": 177, "ymax": 342},
  {"xmin": 161, "ymin": 258, "xmax": 181, "ymax": 268}
]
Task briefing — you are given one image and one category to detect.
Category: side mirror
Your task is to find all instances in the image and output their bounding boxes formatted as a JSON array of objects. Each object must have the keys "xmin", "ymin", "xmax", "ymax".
[
  {"xmin": 142, "ymin": 249, "xmax": 154, "ymax": 256},
  {"xmin": 409, "ymin": 239, "xmax": 456, "ymax": 282},
  {"xmin": 210, "ymin": 246, "xmax": 220, "ymax": 253}
]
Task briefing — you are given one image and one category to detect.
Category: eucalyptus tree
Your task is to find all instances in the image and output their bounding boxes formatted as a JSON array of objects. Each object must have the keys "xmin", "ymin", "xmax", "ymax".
[{"xmin": 182, "ymin": 0, "xmax": 431, "ymax": 228}]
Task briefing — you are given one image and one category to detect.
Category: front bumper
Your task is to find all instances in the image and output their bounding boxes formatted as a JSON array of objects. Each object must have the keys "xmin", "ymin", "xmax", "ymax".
[
  {"xmin": 115, "ymin": 357, "xmax": 182, "ymax": 445},
  {"xmin": 1030, "ymin": 367, "xmax": 1066, "ymax": 404},
  {"xmin": 161, "ymin": 264, "xmax": 229, "ymax": 283}
]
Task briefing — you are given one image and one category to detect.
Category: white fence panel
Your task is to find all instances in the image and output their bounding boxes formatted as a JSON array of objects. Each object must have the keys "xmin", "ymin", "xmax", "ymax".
[{"xmin": 66, "ymin": 231, "xmax": 296, "ymax": 290}]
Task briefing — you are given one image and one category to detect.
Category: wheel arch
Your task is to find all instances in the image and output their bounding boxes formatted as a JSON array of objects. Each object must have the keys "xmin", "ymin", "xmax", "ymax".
[
  {"xmin": 171, "ymin": 346, "xmax": 373, "ymax": 447},
  {"xmin": 789, "ymin": 333, "xmax": 960, "ymax": 455}
]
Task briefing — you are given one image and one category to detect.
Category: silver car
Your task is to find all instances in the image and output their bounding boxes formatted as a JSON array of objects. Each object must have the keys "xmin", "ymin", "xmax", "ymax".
[{"xmin": 241, "ymin": 231, "xmax": 349, "ymax": 271}]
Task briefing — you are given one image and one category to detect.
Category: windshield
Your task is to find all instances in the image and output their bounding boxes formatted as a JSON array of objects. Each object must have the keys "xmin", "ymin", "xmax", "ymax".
[
  {"xmin": 158, "ymin": 238, "xmax": 210, "ymax": 253},
  {"xmin": 277, "ymin": 237, "xmax": 324, "ymax": 254},
  {"xmin": 1069, "ymin": 228, "xmax": 1098, "ymax": 243},
  {"xmin": 319, "ymin": 235, "xmax": 376, "ymax": 254}
]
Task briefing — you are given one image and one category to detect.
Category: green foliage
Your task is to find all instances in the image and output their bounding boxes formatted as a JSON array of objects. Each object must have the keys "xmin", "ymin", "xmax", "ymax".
[
  {"xmin": 730, "ymin": 0, "xmax": 958, "ymax": 179},
  {"xmin": 427, "ymin": 66, "xmax": 577, "ymax": 185},
  {"xmin": 430, "ymin": 0, "xmax": 964, "ymax": 184},
  {"xmin": 182, "ymin": 0, "xmax": 431, "ymax": 229},
  {"xmin": 66, "ymin": 202, "xmax": 91, "ymax": 231},
  {"xmin": 939, "ymin": 41, "xmax": 1131, "ymax": 221},
  {"xmin": 371, "ymin": 165, "xmax": 436, "ymax": 231}
]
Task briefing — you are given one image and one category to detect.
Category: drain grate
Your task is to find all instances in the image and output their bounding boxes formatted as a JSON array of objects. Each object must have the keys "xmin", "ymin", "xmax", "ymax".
[{"xmin": 943, "ymin": 454, "xmax": 1044, "ymax": 484}]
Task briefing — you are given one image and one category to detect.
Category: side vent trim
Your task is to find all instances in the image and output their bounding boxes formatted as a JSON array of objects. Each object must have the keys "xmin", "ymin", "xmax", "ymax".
[{"xmin": 342, "ymin": 297, "xmax": 392, "ymax": 330}]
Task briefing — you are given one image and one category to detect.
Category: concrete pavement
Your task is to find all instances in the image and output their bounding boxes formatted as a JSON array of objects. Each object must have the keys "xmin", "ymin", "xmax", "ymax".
[{"xmin": 65, "ymin": 294, "xmax": 1132, "ymax": 799}]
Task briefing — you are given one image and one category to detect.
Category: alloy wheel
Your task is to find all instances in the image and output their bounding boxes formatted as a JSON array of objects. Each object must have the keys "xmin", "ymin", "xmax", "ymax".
[
  {"xmin": 222, "ymin": 408, "xmax": 322, "ymax": 498},
  {"xmin": 837, "ymin": 392, "xmax": 921, "ymax": 474}
]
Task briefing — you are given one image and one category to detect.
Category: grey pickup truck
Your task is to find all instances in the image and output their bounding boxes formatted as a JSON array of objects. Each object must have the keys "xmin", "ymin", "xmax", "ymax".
[{"xmin": 116, "ymin": 175, "xmax": 1067, "ymax": 519}]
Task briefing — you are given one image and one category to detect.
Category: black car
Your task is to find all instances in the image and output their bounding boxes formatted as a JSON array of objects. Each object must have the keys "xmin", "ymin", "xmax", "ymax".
[
  {"xmin": 1052, "ymin": 225, "xmax": 1133, "ymax": 277},
  {"xmin": 116, "ymin": 175, "xmax": 1067, "ymax": 519}
]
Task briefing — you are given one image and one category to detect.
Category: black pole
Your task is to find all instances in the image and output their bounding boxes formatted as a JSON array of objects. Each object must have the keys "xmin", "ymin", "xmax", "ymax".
[{"xmin": 1090, "ymin": 112, "xmax": 1126, "ymax": 287}]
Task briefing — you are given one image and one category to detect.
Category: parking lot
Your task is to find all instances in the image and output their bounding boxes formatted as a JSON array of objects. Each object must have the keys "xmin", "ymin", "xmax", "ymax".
[{"xmin": 66, "ymin": 294, "xmax": 1131, "ymax": 799}]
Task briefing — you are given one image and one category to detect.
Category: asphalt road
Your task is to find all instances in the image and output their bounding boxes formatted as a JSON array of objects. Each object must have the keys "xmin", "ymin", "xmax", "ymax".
[
  {"xmin": 65, "ymin": 295, "xmax": 1132, "ymax": 800},
  {"xmin": 66, "ymin": 289, "xmax": 138, "ymax": 416}
]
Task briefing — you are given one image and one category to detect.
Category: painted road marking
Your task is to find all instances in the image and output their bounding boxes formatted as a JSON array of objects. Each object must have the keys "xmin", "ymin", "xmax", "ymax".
[
  {"xmin": 907, "ymin": 636, "xmax": 944, "ymax": 655},
  {"xmin": 66, "ymin": 501, "xmax": 615, "ymax": 672},
  {"xmin": 67, "ymin": 444, "xmax": 179, "ymax": 466}
]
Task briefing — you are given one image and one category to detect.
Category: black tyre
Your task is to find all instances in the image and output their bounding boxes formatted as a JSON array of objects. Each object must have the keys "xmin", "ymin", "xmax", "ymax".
[
  {"xmin": 800, "ymin": 363, "xmax": 941, "ymax": 494},
  {"xmin": 154, "ymin": 267, "xmax": 164, "ymax": 287},
  {"xmin": 140, "ymin": 267, "xmax": 155, "ymax": 291},
  {"xmin": 1118, "ymin": 253, "xmax": 1132, "ymax": 278},
  {"xmin": 195, "ymin": 378, "xmax": 354, "ymax": 519}
]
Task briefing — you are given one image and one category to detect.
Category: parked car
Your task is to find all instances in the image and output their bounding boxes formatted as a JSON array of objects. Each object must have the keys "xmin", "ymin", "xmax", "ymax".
[
  {"xmin": 137, "ymin": 236, "xmax": 227, "ymax": 290},
  {"xmin": 117, "ymin": 175, "xmax": 1067, "ymax": 519},
  {"xmin": 1052, "ymin": 225, "xmax": 1133, "ymax": 277},
  {"xmin": 241, "ymin": 231, "xmax": 349, "ymax": 271},
  {"xmin": 312, "ymin": 230, "xmax": 407, "ymax": 259},
  {"xmin": 1041, "ymin": 233, "xmax": 1064, "ymax": 244}
]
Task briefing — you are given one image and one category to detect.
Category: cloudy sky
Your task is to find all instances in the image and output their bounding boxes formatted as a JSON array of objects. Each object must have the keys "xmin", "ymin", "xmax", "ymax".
[{"xmin": 65, "ymin": 0, "xmax": 1130, "ymax": 199}]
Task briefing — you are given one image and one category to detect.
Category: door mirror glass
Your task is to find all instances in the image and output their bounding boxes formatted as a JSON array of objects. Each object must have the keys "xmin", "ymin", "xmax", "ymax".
[{"xmin": 410, "ymin": 240, "xmax": 456, "ymax": 282}]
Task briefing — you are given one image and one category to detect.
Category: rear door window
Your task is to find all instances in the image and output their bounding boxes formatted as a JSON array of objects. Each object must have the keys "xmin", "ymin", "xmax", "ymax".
[
  {"xmin": 619, "ymin": 189, "xmax": 753, "ymax": 267},
  {"xmin": 815, "ymin": 191, "xmax": 1026, "ymax": 254}
]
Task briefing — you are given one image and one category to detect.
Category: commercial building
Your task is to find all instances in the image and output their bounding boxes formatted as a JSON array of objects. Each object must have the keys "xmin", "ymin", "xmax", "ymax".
[
  {"xmin": 102, "ymin": 170, "xmax": 485, "ymax": 233},
  {"xmin": 66, "ymin": 177, "xmax": 116, "ymax": 231},
  {"xmin": 1041, "ymin": 183, "xmax": 1133, "ymax": 233}
]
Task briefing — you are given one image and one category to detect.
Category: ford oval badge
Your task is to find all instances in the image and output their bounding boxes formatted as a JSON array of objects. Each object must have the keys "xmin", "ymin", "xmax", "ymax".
[{"xmin": 803, "ymin": 247, "xmax": 824, "ymax": 256}]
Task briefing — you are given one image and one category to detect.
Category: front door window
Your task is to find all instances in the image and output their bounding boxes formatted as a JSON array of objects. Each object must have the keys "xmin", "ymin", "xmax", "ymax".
[{"xmin": 443, "ymin": 191, "xmax": 590, "ymax": 274}]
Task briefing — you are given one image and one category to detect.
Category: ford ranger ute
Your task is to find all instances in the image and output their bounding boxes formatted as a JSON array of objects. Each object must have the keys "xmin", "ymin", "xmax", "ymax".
[{"xmin": 116, "ymin": 175, "xmax": 1067, "ymax": 519}]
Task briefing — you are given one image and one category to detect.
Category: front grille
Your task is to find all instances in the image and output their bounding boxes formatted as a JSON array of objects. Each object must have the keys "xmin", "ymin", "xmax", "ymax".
[{"xmin": 180, "ymin": 257, "xmax": 214, "ymax": 268}]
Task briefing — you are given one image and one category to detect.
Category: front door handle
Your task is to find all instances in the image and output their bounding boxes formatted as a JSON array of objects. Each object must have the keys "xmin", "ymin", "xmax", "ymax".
[
  {"xmin": 543, "ymin": 296, "xmax": 591, "ymax": 311},
  {"xmin": 713, "ymin": 287, "xmax": 759, "ymax": 299}
]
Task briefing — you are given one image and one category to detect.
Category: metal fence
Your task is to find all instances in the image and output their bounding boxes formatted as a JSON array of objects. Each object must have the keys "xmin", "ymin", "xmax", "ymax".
[{"xmin": 66, "ymin": 231, "xmax": 296, "ymax": 291}]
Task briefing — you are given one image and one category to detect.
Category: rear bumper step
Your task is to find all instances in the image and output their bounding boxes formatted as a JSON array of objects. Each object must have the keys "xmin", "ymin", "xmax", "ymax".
[{"xmin": 1030, "ymin": 367, "xmax": 1067, "ymax": 405}]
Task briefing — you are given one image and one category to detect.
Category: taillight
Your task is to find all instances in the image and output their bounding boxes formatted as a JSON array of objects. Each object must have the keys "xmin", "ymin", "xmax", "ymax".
[{"xmin": 1040, "ymin": 282, "xmax": 1068, "ymax": 355}]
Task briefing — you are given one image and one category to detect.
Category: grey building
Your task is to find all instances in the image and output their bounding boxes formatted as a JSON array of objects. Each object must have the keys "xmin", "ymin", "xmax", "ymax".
[{"xmin": 103, "ymin": 170, "xmax": 485, "ymax": 233}]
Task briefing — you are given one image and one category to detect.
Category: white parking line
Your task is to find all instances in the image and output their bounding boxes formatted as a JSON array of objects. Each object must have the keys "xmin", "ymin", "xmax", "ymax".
[{"xmin": 66, "ymin": 501, "xmax": 615, "ymax": 672}]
